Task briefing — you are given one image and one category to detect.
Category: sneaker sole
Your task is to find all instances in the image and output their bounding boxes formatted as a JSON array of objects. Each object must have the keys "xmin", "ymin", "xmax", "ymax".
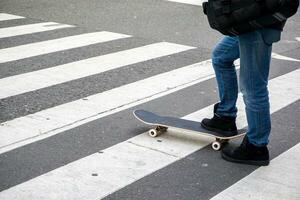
[{"xmin": 221, "ymin": 152, "xmax": 270, "ymax": 166}]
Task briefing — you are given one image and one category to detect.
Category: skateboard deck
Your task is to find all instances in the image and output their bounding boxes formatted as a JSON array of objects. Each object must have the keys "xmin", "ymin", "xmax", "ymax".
[{"xmin": 133, "ymin": 109, "xmax": 246, "ymax": 151}]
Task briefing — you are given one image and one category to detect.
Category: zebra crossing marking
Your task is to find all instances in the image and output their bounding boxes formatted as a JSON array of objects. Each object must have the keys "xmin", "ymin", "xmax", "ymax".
[
  {"xmin": 272, "ymin": 53, "xmax": 300, "ymax": 62},
  {"xmin": 0, "ymin": 31, "xmax": 131, "ymax": 63},
  {"xmin": 0, "ymin": 68, "xmax": 298, "ymax": 200},
  {"xmin": 0, "ymin": 22, "xmax": 74, "ymax": 39},
  {"xmin": 119, "ymin": 68, "xmax": 300, "ymax": 157},
  {"xmin": 166, "ymin": 0, "xmax": 205, "ymax": 6},
  {"xmin": 0, "ymin": 60, "xmax": 214, "ymax": 154},
  {"xmin": 0, "ymin": 42, "xmax": 195, "ymax": 99},
  {"xmin": 0, "ymin": 13, "xmax": 24, "ymax": 21},
  {"xmin": 211, "ymin": 143, "xmax": 300, "ymax": 200}
]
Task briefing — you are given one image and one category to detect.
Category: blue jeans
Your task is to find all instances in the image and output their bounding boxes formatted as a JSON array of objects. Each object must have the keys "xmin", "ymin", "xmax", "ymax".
[{"xmin": 212, "ymin": 29, "xmax": 281, "ymax": 146}]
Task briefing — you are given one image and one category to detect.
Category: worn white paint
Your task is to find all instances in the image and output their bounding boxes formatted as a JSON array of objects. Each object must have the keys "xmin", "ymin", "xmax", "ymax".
[
  {"xmin": 0, "ymin": 22, "xmax": 74, "ymax": 39},
  {"xmin": 0, "ymin": 13, "xmax": 24, "ymax": 21},
  {"xmin": 166, "ymin": 0, "xmax": 206, "ymax": 6},
  {"xmin": 126, "ymin": 68, "xmax": 300, "ymax": 156},
  {"xmin": 272, "ymin": 52, "xmax": 300, "ymax": 62},
  {"xmin": 296, "ymin": 37, "xmax": 300, "ymax": 42},
  {"xmin": 0, "ymin": 60, "xmax": 214, "ymax": 154},
  {"xmin": 0, "ymin": 31, "xmax": 131, "ymax": 63},
  {"xmin": 0, "ymin": 68, "xmax": 299, "ymax": 200},
  {"xmin": 0, "ymin": 42, "xmax": 194, "ymax": 99},
  {"xmin": 211, "ymin": 143, "xmax": 300, "ymax": 200}
]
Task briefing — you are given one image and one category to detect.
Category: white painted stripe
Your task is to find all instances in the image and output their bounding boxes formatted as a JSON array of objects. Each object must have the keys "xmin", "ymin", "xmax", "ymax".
[
  {"xmin": 122, "ymin": 68, "xmax": 300, "ymax": 157},
  {"xmin": 166, "ymin": 0, "xmax": 206, "ymax": 6},
  {"xmin": 272, "ymin": 52, "xmax": 300, "ymax": 62},
  {"xmin": 0, "ymin": 60, "xmax": 214, "ymax": 153},
  {"xmin": 0, "ymin": 22, "xmax": 74, "ymax": 39},
  {"xmin": 211, "ymin": 143, "xmax": 300, "ymax": 200},
  {"xmin": 296, "ymin": 37, "xmax": 300, "ymax": 42},
  {"xmin": 0, "ymin": 42, "xmax": 194, "ymax": 99},
  {"xmin": 0, "ymin": 69, "xmax": 299, "ymax": 200},
  {"xmin": 0, "ymin": 13, "xmax": 24, "ymax": 21},
  {"xmin": 0, "ymin": 31, "xmax": 131, "ymax": 63}
]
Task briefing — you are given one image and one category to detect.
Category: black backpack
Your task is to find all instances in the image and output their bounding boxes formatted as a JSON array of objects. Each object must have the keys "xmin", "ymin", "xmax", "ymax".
[{"xmin": 203, "ymin": 0, "xmax": 299, "ymax": 36}]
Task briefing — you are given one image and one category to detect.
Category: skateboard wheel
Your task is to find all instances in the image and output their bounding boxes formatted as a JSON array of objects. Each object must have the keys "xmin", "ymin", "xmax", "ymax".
[
  {"xmin": 212, "ymin": 141, "xmax": 222, "ymax": 151},
  {"xmin": 149, "ymin": 129, "xmax": 159, "ymax": 137}
]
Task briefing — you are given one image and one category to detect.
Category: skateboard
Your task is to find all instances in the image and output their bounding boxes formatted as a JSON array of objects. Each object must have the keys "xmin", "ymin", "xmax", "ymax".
[{"xmin": 133, "ymin": 109, "xmax": 246, "ymax": 151}]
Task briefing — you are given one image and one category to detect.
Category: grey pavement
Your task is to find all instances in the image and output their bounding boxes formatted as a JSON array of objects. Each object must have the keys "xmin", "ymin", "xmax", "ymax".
[{"xmin": 0, "ymin": 0, "xmax": 299, "ymax": 199}]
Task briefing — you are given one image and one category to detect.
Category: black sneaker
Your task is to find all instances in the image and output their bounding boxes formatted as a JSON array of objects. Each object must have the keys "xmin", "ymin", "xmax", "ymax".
[
  {"xmin": 221, "ymin": 136, "xmax": 270, "ymax": 166},
  {"xmin": 201, "ymin": 103, "xmax": 237, "ymax": 137}
]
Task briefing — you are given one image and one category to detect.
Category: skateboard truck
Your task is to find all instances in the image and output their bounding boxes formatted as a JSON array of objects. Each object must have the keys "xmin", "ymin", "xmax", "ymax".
[
  {"xmin": 212, "ymin": 138, "xmax": 229, "ymax": 151},
  {"xmin": 149, "ymin": 126, "xmax": 168, "ymax": 137},
  {"xmin": 149, "ymin": 125, "xmax": 228, "ymax": 151}
]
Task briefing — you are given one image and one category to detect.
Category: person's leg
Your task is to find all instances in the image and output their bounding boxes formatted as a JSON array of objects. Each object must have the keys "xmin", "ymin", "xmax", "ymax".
[
  {"xmin": 201, "ymin": 36, "xmax": 240, "ymax": 136},
  {"xmin": 212, "ymin": 36, "xmax": 240, "ymax": 117},
  {"xmin": 239, "ymin": 31, "xmax": 272, "ymax": 146},
  {"xmin": 222, "ymin": 29, "xmax": 281, "ymax": 166}
]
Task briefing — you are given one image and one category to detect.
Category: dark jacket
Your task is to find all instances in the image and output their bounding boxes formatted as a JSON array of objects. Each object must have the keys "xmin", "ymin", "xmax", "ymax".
[{"xmin": 270, "ymin": 21, "xmax": 286, "ymax": 31}]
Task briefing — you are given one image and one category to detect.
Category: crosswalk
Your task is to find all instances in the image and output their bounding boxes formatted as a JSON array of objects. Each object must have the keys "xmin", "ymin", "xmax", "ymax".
[
  {"xmin": 166, "ymin": 0, "xmax": 206, "ymax": 6},
  {"xmin": 211, "ymin": 143, "xmax": 300, "ymax": 200},
  {"xmin": 0, "ymin": 12, "xmax": 299, "ymax": 200},
  {"xmin": 0, "ymin": 31, "xmax": 131, "ymax": 63},
  {"xmin": 0, "ymin": 13, "xmax": 24, "ymax": 21},
  {"xmin": 0, "ymin": 22, "xmax": 74, "ymax": 39},
  {"xmin": 0, "ymin": 42, "xmax": 194, "ymax": 98}
]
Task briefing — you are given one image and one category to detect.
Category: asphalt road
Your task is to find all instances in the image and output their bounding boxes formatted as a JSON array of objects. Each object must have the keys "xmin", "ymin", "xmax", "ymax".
[{"xmin": 0, "ymin": 0, "xmax": 299, "ymax": 199}]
